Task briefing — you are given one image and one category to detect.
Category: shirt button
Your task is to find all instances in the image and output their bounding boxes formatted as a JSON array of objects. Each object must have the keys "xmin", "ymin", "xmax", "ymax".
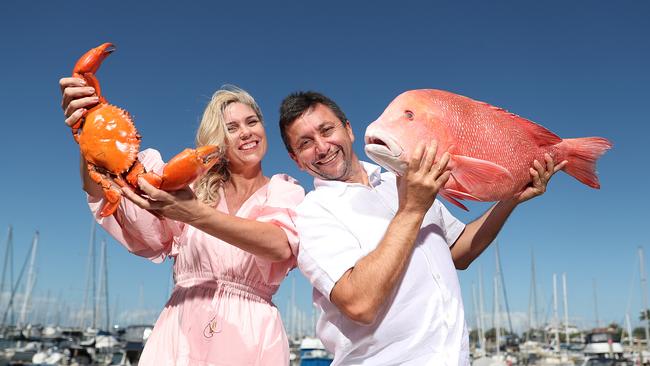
[{"xmin": 435, "ymin": 274, "xmax": 441, "ymax": 280}]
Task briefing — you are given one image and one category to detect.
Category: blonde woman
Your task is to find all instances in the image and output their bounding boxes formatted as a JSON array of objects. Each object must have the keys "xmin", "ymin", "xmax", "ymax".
[{"xmin": 59, "ymin": 79, "xmax": 304, "ymax": 365}]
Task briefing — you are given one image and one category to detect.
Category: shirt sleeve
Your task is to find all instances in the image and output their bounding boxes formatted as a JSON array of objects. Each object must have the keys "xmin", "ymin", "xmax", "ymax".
[
  {"xmin": 249, "ymin": 174, "xmax": 305, "ymax": 284},
  {"xmin": 87, "ymin": 148, "xmax": 183, "ymax": 263},
  {"xmin": 296, "ymin": 196, "xmax": 364, "ymax": 300},
  {"xmin": 435, "ymin": 200, "xmax": 466, "ymax": 247}
]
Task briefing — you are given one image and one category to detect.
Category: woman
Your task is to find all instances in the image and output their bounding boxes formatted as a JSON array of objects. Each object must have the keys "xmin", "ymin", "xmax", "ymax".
[{"xmin": 59, "ymin": 80, "xmax": 304, "ymax": 365}]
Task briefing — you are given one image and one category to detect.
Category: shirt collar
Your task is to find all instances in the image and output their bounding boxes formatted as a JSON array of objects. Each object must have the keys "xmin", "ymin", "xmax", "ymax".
[{"xmin": 312, "ymin": 161, "xmax": 383, "ymax": 195}]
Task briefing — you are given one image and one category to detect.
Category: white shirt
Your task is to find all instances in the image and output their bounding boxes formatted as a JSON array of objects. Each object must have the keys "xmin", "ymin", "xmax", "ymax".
[{"xmin": 296, "ymin": 162, "xmax": 469, "ymax": 366}]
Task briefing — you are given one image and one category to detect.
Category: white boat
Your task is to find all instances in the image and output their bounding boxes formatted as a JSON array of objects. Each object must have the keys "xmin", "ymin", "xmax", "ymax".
[
  {"xmin": 582, "ymin": 331, "xmax": 624, "ymax": 359},
  {"xmin": 299, "ymin": 336, "xmax": 333, "ymax": 366}
]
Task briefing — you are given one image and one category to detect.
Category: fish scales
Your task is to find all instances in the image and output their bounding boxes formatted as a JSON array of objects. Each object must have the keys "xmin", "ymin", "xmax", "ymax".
[{"xmin": 364, "ymin": 89, "xmax": 612, "ymax": 210}]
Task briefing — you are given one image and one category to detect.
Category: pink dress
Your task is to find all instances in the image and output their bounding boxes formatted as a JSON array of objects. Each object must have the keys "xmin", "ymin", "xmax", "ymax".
[{"xmin": 88, "ymin": 149, "xmax": 304, "ymax": 366}]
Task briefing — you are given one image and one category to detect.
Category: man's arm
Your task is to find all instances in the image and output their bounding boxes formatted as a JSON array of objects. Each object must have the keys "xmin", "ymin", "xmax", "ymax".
[
  {"xmin": 450, "ymin": 154, "xmax": 567, "ymax": 269},
  {"xmin": 331, "ymin": 142, "xmax": 451, "ymax": 325}
]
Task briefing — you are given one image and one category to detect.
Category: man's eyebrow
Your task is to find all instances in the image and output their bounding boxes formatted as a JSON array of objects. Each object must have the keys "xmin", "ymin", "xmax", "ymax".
[{"xmin": 318, "ymin": 121, "xmax": 333, "ymax": 129}]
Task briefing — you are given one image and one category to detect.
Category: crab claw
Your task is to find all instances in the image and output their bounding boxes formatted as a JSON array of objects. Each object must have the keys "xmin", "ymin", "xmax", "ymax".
[
  {"xmin": 142, "ymin": 145, "xmax": 221, "ymax": 191},
  {"xmin": 73, "ymin": 42, "xmax": 115, "ymax": 76},
  {"xmin": 72, "ymin": 42, "xmax": 115, "ymax": 106}
]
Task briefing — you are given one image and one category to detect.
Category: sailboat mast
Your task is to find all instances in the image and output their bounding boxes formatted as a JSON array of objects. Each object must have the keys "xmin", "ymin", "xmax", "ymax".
[
  {"xmin": 97, "ymin": 238, "xmax": 110, "ymax": 330},
  {"xmin": 495, "ymin": 242, "xmax": 513, "ymax": 334},
  {"xmin": 530, "ymin": 248, "xmax": 538, "ymax": 330},
  {"xmin": 92, "ymin": 228, "xmax": 96, "ymax": 329},
  {"xmin": 562, "ymin": 273, "xmax": 569, "ymax": 345},
  {"xmin": 593, "ymin": 279, "xmax": 600, "ymax": 328},
  {"xmin": 639, "ymin": 246, "xmax": 650, "ymax": 351},
  {"xmin": 0, "ymin": 226, "xmax": 14, "ymax": 326},
  {"xmin": 472, "ymin": 283, "xmax": 480, "ymax": 351},
  {"xmin": 80, "ymin": 220, "xmax": 96, "ymax": 328},
  {"xmin": 291, "ymin": 275, "xmax": 296, "ymax": 339},
  {"xmin": 625, "ymin": 313, "xmax": 633, "ymax": 347},
  {"xmin": 494, "ymin": 275, "xmax": 500, "ymax": 356},
  {"xmin": 19, "ymin": 231, "xmax": 39, "ymax": 327},
  {"xmin": 552, "ymin": 273, "xmax": 560, "ymax": 353},
  {"xmin": 478, "ymin": 268, "xmax": 486, "ymax": 351},
  {"xmin": 104, "ymin": 239, "xmax": 110, "ymax": 330},
  {"xmin": 0, "ymin": 237, "xmax": 35, "ymax": 328}
]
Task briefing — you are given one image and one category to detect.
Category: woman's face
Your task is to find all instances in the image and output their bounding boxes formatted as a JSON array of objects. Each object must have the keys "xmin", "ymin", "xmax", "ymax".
[{"xmin": 223, "ymin": 102, "xmax": 267, "ymax": 171}]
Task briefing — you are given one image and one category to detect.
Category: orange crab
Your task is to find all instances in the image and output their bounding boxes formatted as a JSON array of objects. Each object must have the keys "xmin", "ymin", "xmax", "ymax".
[{"xmin": 71, "ymin": 43, "xmax": 220, "ymax": 217}]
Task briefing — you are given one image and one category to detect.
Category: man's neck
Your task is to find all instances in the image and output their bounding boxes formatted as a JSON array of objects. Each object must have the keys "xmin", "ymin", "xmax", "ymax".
[{"xmin": 340, "ymin": 157, "xmax": 370, "ymax": 186}]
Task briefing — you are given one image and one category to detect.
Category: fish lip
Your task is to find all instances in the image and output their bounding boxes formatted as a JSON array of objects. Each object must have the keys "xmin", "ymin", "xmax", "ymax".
[
  {"xmin": 363, "ymin": 131, "xmax": 403, "ymax": 158},
  {"xmin": 364, "ymin": 131, "xmax": 407, "ymax": 175}
]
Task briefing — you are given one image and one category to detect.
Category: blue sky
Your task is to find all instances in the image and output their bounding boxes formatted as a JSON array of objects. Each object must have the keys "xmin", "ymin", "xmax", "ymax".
[{"xmin": 0, "ymin": 1, "xmax": 647, "ymax": 333}]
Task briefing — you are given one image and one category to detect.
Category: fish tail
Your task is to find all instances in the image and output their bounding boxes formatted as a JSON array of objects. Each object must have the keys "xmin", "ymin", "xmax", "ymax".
[{"xmin": 558, "ymin": 137, "xmax": 612, "ymax": 189}]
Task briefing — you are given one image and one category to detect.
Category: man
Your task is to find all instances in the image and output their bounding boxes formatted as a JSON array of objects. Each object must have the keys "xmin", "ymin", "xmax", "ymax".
[{"xmin": 278, "ymin": 91, "xmax": 566, "ymax": 365}]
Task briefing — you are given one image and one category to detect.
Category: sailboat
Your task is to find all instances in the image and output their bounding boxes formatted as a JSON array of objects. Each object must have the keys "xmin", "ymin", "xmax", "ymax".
[{"xmin": 472, "ymin": 243, "xmax": 516, "ymax": 366}]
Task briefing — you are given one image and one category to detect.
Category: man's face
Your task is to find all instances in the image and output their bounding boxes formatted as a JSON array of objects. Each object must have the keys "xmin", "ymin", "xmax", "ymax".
[{"xmin": 286, "ymin": 103, "xmax": 356, "ymax": 182}]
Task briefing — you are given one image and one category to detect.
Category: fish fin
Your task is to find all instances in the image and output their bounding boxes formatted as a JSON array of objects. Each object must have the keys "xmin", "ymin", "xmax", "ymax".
[
  {"xmin": 449, "ymin": 155, "xmax": 514, "ymax": 193},
  {"xmin": 483, "ymin": 102, "xmax": 562, "ymax": 146},
  {"xmin": 439, "ymin": 191, "xmax": 469, "ymax": 211},
  {"xmin": 558, "ymin": 137, "xmax": 612, "ymax": 189},
  {"xmin": 444, "ymin": 188, "xmax": 482, "ymax": 202}
]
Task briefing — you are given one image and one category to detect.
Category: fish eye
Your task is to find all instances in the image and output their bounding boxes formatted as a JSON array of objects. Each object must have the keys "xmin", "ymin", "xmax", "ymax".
[{"xmin": 405, "ymin": 110, "xmax": 414, "ymax": 120}]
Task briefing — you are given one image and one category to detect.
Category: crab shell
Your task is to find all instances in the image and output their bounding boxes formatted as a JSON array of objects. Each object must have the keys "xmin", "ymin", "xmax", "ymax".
[{"xmin": 78, "ymin": 103, "xmax": 141, "ymax": 175}]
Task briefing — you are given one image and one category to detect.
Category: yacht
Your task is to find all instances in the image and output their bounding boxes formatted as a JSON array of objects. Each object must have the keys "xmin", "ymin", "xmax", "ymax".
[{"xmin": 583, "ymin": 331, "xmax": 625, "ymax": 359}]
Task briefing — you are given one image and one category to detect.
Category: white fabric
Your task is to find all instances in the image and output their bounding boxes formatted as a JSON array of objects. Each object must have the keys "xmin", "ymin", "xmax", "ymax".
[{"xmin": 296, "ymin": 161, "xmax": 469, "ymax": 366}]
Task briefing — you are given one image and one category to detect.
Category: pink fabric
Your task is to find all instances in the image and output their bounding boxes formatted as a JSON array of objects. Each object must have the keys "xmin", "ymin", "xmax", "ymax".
[{"xmin": 88, "ymin": 149, "xmax": 304, "ymax": 365}]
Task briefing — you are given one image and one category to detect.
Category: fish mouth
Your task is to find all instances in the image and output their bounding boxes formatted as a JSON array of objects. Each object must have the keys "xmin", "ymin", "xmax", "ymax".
[{"xmin": 364, "ymin": 130, "xmax": 407, "ymax": 175}]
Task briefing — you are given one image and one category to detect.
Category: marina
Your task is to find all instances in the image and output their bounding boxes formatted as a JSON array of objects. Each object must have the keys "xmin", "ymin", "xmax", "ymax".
[
  {"xmin": 1, "ymin": 224, "xmax": 649, "ymax": 365},
  {"xmin": 2, "ymin": 225, "xmax": 650, "ymax": 365}
]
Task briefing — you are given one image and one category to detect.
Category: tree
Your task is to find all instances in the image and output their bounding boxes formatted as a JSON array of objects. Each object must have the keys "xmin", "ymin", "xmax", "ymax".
[
  {"xmin": 485, "ymin": 328, "xmax": 513, "ymax": 340},
  {"xmin": 633, "ymin": 327, "xmax": 647, "ymax": 340},
  {"xmin": 640, "ymin": 309, "xmax": 650, "ymax": 321},
  {"xmin": 609, "ymin": 322, "xmax": 623, "ymax": 340}
]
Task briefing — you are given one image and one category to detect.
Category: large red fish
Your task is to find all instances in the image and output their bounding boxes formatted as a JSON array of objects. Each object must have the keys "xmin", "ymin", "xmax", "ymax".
[{"xmin": 364, "ymin": 89, "xmax": 612, "ymax": 210}]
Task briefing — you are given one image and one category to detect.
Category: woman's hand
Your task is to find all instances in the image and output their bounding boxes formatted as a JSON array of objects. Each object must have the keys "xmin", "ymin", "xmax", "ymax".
[
  {"xmin": 121, "ymin": 179, "xmax": 210, "ymax": 224},
  {"xmin": 59, "ymin": 77, "xmax": 98, "ymax": 127}
]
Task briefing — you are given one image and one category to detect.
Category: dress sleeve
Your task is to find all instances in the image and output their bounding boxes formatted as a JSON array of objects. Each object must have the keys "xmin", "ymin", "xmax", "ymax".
[
  {"xmin": 249, "ymin": 174, "xmax": 305, "ymax": 284},
  {"xmin": 295, "ymin": 196, "xmax": 364, "ymax": 300},
  {"xmin": 87, "ymin": 148, "xmax": 183, "ymax": 263}
]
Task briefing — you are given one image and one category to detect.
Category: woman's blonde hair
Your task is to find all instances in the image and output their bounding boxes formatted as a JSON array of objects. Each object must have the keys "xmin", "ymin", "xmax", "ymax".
[{"xmin": 194, "ymin": 85, "xmax": 264, "ymax": 205}]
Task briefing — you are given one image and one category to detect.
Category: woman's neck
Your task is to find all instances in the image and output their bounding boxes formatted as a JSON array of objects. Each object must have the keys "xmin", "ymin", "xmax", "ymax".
[
  {"xmin": 226, "ymin": 172, "xmax": 267, "ymax": 194},
  {"xmin": 222, "ymin": 164, "xmax": 269, "ymax": 215}
]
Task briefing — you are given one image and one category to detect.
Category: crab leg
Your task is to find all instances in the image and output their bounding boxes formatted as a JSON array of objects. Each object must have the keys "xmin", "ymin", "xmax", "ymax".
[
  {"xmin": 156, "ymin": 145, "xmax": 220, "ymax": 191},
  {"xmin": 125, "ymin": 146, "xmax": 220, "ymax": 192},
  {"xmin": 87, "ymin": 164, "xmax": 122, "ymax": 217}
]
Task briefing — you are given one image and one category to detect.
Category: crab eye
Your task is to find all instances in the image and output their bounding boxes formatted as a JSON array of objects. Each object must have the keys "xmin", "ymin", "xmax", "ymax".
[{"xmin": 405, "ymin": 110, "xmax": 414, "ymax": 120}]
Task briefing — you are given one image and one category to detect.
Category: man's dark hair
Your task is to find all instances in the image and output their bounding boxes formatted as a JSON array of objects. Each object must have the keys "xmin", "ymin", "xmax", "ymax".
[{"xmin": 278, "ymin": 91, "xmax": 348, "ymax": 153}]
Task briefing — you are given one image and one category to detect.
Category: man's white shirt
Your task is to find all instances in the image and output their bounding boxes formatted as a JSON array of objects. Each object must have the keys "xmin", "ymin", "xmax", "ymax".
[{"xmin": 296, "ymin": 162, "xmax": 470, "ymax": 366}]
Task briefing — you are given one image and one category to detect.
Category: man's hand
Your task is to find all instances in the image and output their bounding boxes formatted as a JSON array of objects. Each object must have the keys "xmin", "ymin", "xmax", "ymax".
[
  {"xmin": 396, "ymin": 141, "xmax": 451, "ymax": 214},
  {"xmin": 514, "ymin": 153, "xmax": 568, "ymax": 204},
  {"xmin": 121, "ymin": 178, "xmax": 209, "ymax": 224}
]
